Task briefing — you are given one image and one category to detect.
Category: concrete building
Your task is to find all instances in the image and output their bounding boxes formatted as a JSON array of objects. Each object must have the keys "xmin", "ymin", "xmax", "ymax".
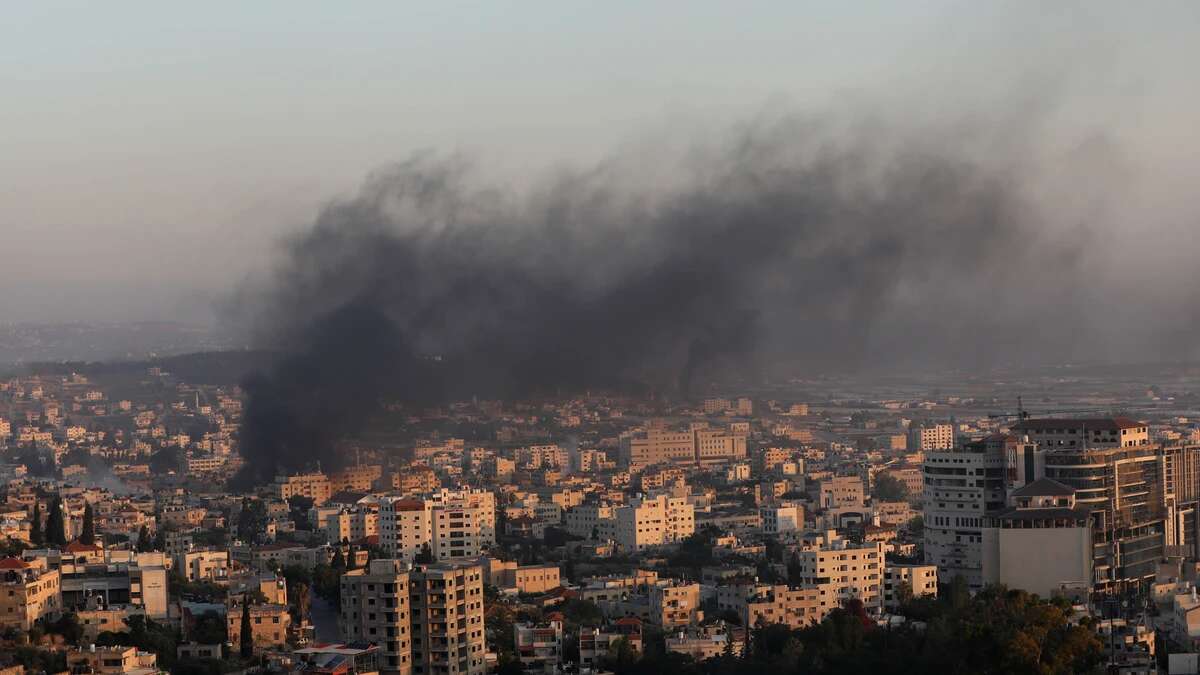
[
  {"xmin": 759, "ymin": 503, "xmax": 803, "ymax": 535},
  {"xmin": 339, "ymin": 560, "xmax": 486, "ymax": 675},
  {"xmin": 277, "ymin": 473, "xmax": 332, "ymax": 506},
  {"xmin": 725, "ymin": 582, "xmax": 831, "ymax": 629},
  {"xmin": 908, "ymin": 423, "xmax": 955, "ymax": 451},
  {"xmin": 0, "ymin": 557, "xmax": 60, "ymax": 630},
  {"xmin": 339, "ymin": 559, "xmax": 414, "ymax": 675},
  {"xmin": 25, "ymin": 547, "xmax": 168, "ymax": 619},
  {"xmin": 792, "ymin": 532, "xmax": 885, "ymax": 612},
  {"xmin": 563, "ymin": 504, "xmax": 615, "ymax": 540},
  {"xmin": 579, "ymin": 620, "xmax": 642, "ymax": 674},
  {"xmin": 981, "ymin": 478, "xmax": 1093, "ymax": 597},
  {"xmin": 882, "ymin": 563, "xmax": 938, "ymax": 610},
  {"xmin": 66, "ymin": 645, "xmax": 158, "ymax": 675},
  {"xmin": 409, "ymin": 563, "xmax": 487, "ymax": 675},
  {"xmin": 923, "ymin": 435, "xmax": 1009, "ymax": 590},
  {"xmin": 613, "ymin": 495, "xmax": 695, "ymax": 553},
  {"xmin": 226, "ymin": 601, "xmax": 292, "ymax": 652},
  {"xmin": 818, "ymin": 475, "xmax": 865, "ymax": 509},
  {"xmin": 649, "ymin": 582, "xmax": 703, "ymax": 628},
  {"xmin": 620, "ymin": 428, "xmax": 696, "ymax": 469},
  {"xmin": 514, "ymin": 615, "xmax": 563, "ymax": 673},
  {"xmin": 378, "ymin": 489, "xmax": 496, "ymax": 563},
  {"xmin": 1021, "ymin": 418, "xmax": 1164, "ymax": 592},
  {"xmin": 179, "ymin": 550, "xmax": 229, "ymax": 583}
]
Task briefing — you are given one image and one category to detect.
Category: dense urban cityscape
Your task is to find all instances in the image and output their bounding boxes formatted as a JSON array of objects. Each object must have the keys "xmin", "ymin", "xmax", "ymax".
[
  {"xmin": 7, "ymin": 3, "xmax": 1199, "ymax": 674},
  {"xmin": 2, "ymin": 356, "xmax": 1200, "ymax": 673}
]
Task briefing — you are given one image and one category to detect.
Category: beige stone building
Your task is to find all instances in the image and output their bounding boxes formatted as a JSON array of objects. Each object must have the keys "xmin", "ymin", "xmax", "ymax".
[
  {"xmin": 226, "ymin": 602, "xmax": 291, "ymax": 652},
  {"xmin": 0, "ymin": 557, "xmax": 60, "ymax": 630},
  {"xmin": 276, "ymin": 472, "xmax": 332, "ymax": 505}
]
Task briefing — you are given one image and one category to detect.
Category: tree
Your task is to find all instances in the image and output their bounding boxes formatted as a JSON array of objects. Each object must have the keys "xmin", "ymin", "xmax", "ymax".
[
  {"xmin": 414, "ymin": 543, "xmax": 434, "ymax": 564},
  {"xmin": 346, "ymin": 545, "xmax": 357, "ymax": 570},
  {"xmin": 239, "ymin": 602, "xmax": 253, "ymax": 659},
  {"xmin": 331, "ymin": 547, "xmax": 346, "ymax": 571},
  {"xmin": 46, "ymin": 497, "xmax": 67, "ymax": 546},
  {"xmin": 80, "ymin": 503, "xmax": 95, "ymax": 545},
  {"xmin": 871, "ymin": 473, "xmax": 907, "ymax": 502},
  {"xmin": 152, "ymin": 525, "xmax": 167, "ymax": 552},
  {"xmin": 787, "ymin": 552, "xmax": 804, "ymax": 587},
  {"xmin": 30, "ymin": 502, "xmax": 44, "ymax": 546},
  {"xmin": 136, "ymin": 525, "xmax": 152, "ymax": 552}
]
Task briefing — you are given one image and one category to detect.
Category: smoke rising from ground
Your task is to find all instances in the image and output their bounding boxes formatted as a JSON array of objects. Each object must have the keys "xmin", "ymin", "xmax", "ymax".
[{"xmin": 230, "ymin": 110, "xmax": 1187, "ymax": 481}]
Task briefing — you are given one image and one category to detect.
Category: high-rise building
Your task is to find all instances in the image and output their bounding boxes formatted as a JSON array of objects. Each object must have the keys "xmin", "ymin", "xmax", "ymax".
[
  {"xmin": 409, "ymin": 563, "xmax": 487, "ymax": 675},
  {"xmin": 378, "ymin": 489, "xmax": 496, "ymax": 562},
  {"xmin": 922, "ymin": 434, "xmax": 1009, "ymax": 590},
  {"xmin": 340, "ymin": 559, "xmax": 414, "ymax": 675},
  {"xmin": 1019, "ymin": 417, "xmax": 1165, "ymax": 593}
]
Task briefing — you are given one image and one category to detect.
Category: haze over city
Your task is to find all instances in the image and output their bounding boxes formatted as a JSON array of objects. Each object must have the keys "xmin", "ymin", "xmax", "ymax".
[{"xmin": 4, "ymin": 4, "xmax": 1200, "ymax": 675}]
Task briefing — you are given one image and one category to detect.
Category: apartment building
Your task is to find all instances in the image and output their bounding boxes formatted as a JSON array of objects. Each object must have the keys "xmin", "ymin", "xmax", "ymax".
[
  {"xmin": 0, "ymin": 557, "xmax": 60, "ymax": 630},
  {"xmin": 409, "ymin": 563, "xmax": 487, "ymax": 675},
  {"xmin": 723, "ymin": 582, "xmax": 830, "ymax": 629},
  {"xmin": 330, "ymin": 465, "xmax": 384, "ymax": 494},
  {"xmin": 922, "ymin": 435, "xmax": 1009, "ymax": 590},
  {"xmin": 649, "ymin": 582, "xmax": 703, "ymax": 628},
  {"xmin": 179, "ymin": 550, "xmax": 229, "ymax": 583},
  {"xmin": 481, "ymin": 559, "xmax": 561, "ymax": 594},
  {"xmin": 908, "ymin": 423, "xmax": 955, "ymax": 451},
  {"xmin": 694, "ymin": 429, "xmax": 748, "ymax": 465},
  {"xmin": 325, "ymin": 506, "xmax": 380, "ymax": 544},
  {"xmin": 818, "ymin": 475, "xmax": 865, "ymax": 509},
  {"xmin": 226, "ymin": 602, "xmax": 292, "ymax": 652},
  {"xmin": 759, "ymin": 503, "xmax": 803, "ymax": 535},
  {"xmin": 579, "ymin": 619, "xmax": 642, "ymax": 674},
  {"xmin": 277, "ymin": 472, "xmax": 332, "ymax": 505},
  {"xmin": 25, "ymin": 547, "xmax": 168, "ymax": 619},
  {"xmin": 620, "ymin": 428, "xmax": 696, "ymax": 469},
  {"xmin": 613, "ymin": 495, "xmax": 695, "ymax": 553},
  {"xmin": 340, "ymin": 561, "xmax": 487, "ymax": 675},
  {"xmin": 514, "ymin": 615, "xmax": 563, "ymax": 673},
  {"xmin": 340, "ymin": 559, "xmax": 415, "ymax": 675},
  {"xmin": 882, "ymin": 563, "xmax": 938, "ymax": 610},
  {"xmin": 378, "ymin": 489, "xmax": 496, "ymax": 563},
  {"xmin": 793, "ymin": 532, "xmax": 885, "ymax": 612}
]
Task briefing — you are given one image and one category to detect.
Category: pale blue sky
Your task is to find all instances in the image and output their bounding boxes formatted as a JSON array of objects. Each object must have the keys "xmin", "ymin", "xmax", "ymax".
[{"xmin": 1, "ymin": 2, "xmax": 1197, "ymax": 323}]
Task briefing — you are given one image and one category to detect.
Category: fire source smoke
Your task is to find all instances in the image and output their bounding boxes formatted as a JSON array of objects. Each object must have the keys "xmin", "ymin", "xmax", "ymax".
[{"xmin": 231, "ymin": 112, "xmax": 1107, "ymax": 482}]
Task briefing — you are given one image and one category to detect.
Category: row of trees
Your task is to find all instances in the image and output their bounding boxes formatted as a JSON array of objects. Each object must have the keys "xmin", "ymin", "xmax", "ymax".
[
  {"xmin": 594, "ymin": 585, "xmax": 1105, "ymax": 675},
  {"xmin": 27, "ymin": 497, "xmax": 92, "ymax": 546}
]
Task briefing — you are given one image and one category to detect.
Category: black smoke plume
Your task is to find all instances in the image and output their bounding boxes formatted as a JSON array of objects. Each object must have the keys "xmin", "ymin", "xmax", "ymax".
[{"xmin": 231, "ymin": 112, "xmax": 1104, "ymax": 482}]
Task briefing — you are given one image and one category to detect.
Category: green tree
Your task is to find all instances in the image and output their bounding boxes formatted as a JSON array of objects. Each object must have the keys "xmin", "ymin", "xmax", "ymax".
[
  {"xmin": 46, "ymin": 497, "xmax": 67, "ymax": 546},
  {"xmin": 30, "ymin": 502, "xmax": 44, "ymax": 546},
  {"xmin": 136, "ymin": 525, "xmax": 152, "ymax": 552},
  {"xmin": 871, "ymin": 473, "xmax": 907, "ymax": 501},
  {"xmin": 80, "ymin": 503, "xmax": 96, "ymax": 545},
  {"xmin": 239, "ymin": 602, "xmax": 253, "ymax": 659},
  {"xmin": 331, "ymin": 547, "xmax": 346, "ymax": 571}
]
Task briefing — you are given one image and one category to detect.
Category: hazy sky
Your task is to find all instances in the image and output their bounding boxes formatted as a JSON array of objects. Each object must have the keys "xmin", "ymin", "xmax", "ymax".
[{"xmin": 2, "ymin": 2, "xmax": 1197, "ymax": 325}]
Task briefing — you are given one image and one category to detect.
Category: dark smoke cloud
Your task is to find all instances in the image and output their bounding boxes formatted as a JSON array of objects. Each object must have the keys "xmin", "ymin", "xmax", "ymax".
[{"xmin": 230, "ymin": 111, "xmax": 1121, "ymax": 481}]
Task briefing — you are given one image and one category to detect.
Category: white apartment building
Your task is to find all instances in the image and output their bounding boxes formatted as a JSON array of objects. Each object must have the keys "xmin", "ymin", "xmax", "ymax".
[
  {"xmin": 759, "ymin": 504, "xmax": 803, "ymax": 535},
  {"xmin": 379, "ymin": 489, "xmax": 496, "ymax": 562},
  {"xmin": 922, "ymin": 436, "xmax": 1008, "ymax": 590},
  {"xmin": 563, "ymin": 505, "xmax": 615, "ymax": 540},
  {"xmin": 793, "ymin": 532, "xmax": 885, "ymax": 613},
  {"xmin": 614, "ymin": 495, "xmax": 695, "ymax": 553}
]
